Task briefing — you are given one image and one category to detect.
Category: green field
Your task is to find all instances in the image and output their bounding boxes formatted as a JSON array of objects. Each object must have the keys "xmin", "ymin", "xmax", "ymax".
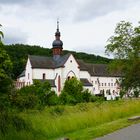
[{"xmin": 1, "ymin": 99, "xmax": 140, "ymax": 140}]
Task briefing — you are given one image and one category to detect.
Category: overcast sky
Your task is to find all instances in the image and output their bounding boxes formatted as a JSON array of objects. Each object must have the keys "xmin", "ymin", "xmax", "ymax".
[{"xmin": 0, "ymin": 0, "xmax": 140, "ymax": 57}]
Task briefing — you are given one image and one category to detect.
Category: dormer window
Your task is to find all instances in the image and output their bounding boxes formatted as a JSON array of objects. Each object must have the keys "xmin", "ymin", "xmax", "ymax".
[{"xmin": 43, "ymin": 73, "xmax": 46, "ymax": 80}]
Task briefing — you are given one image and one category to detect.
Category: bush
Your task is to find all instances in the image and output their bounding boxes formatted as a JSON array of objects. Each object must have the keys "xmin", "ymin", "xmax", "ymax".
[
  {"xmin": 133, "ymin": 89, "xmax": 139, "ymax": 98},
  {"xmin": 60, "ymin": 78, "xmax": 92, "ymax": 105},
  {"xmin": 90, "ymin": 95, "xmax": 105, "ymax": 102},
  {"xmin": 10, "ymin": 86, "xmax": 39, "ymax": 110},
  {"xmin": 10, "ymin": 80, "xmax": 57, "ymax": 110},
  {"xmin": 60, "ymin": 91, "xmax": 77, "ymax": 105},
  {"xmin": 120, "ymin": 90, "xmax": 126, "ymax": 98},
  {"xmin": 82, "ymin": 89, "xmax": 92, "ymax": 102},
  {"xmin": 45, "ymin": 91, "xmax": 60, "ymax": 106}
]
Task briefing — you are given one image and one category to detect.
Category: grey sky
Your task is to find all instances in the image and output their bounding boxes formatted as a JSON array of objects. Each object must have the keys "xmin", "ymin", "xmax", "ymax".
[{"xmin": 0, "ymin": 0, "xmax": 140, "ymax": 57}]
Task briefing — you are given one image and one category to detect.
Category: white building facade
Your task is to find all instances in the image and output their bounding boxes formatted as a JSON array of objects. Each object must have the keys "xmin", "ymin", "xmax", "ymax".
[{"xmin": 16, "ymin": 22, "xmax": 121, "ymax": 100}]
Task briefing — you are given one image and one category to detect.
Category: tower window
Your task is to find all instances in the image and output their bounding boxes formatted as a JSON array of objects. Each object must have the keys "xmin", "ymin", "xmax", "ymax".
[
  {"xmin": 43, "ymin": 73, "xmax": 46, "ymax": 80},
  {"xmin": 28, "ymin": 73, "xmax": 29, "ymax": 79}
]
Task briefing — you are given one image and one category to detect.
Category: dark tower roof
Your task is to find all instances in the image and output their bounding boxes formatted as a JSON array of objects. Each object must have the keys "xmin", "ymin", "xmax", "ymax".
[
  {"xmin": 52, "ymin": 20, "xmax": 63, "ymax": 48},
  {"xmin": 52, "ymin": 40, "xmax": 63, "ymax": 48}
]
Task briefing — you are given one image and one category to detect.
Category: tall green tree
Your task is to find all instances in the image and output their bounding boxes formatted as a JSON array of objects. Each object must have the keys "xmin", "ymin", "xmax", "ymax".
[
  {"xmin": 105, "ymin": 21, "xmax": 140, "ymax": 94},
  {"xmin": 0, "ymin": 25, "xmax": 31, "ymax": 136},
  {"xmin": 60, "ymin": 78, "xmax": 92, "ymax": 104},
  {"xmin": 0, "ymin": 24, "xmax": 12, "ymax": 109},
  {"xmin": 0, "ymin": 24, "xmax": 4, "ymax": 44}
]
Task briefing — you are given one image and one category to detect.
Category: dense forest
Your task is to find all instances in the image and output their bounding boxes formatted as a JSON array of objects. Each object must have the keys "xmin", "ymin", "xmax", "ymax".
[{"xmin": 3, "ymin": 44, "xmax": 111, "ymax": 79}]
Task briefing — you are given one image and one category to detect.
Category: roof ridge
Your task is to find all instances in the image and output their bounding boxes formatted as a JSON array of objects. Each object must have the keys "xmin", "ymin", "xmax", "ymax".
[{"xmin": 29, "ymin": 55, "xmax": 51, "ymax": 58}]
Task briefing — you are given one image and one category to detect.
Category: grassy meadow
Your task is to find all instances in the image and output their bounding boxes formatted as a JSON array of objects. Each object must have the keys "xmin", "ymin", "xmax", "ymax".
[{"xmin": 1, "ymin": 99, "xmax": 140, "ymax": 140}]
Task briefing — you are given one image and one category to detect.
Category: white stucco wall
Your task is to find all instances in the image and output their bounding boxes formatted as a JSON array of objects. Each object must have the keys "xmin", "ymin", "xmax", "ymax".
[
  {"xmin": 51, "ymin": 87, "xmax": 57, "ymax": 93},
  {"xmin": 79, "ymin": 71, "xmax": 91, "ymax": 80},
  {"xmin": 25, "ymin": 58, "xmax": 33, "ymax": 86},
  {"xmin": 83, "ymin": 86, "xmax": 93, "ymax": 94},
  {"xmin": 62, "ymin": 54, "xmax": 80, "ymax": 80},
  {"xmin": 18, "ymin": 76, "xmax": 25, "ymax": 82},
  {"xmin": 91, "ymin": 76, "xmax": 120, "ymax": 99},
  {"xmin": 32, "ymin": 69, "xmax": 55, "ymax": 79}
]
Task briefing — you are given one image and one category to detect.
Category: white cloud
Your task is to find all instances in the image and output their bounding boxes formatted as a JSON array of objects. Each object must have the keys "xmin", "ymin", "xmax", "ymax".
[
  {"xmin": 3, "ymin": 27, "xmax": 28, "ymax": 44},
  {"xmin": 0, "ymin": 0, "xmax": 140, "ymax": 57}
]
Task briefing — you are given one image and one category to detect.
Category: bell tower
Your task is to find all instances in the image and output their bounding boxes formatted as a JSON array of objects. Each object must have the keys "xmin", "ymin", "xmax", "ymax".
[{"xmin": 52, "ymin": 20, "xmax": 63, "ymax": 61}]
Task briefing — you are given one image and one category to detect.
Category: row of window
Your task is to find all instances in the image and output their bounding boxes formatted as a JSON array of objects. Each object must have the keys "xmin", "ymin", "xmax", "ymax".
[
  {"xmin": 31, "ymin": 73, "xmax": 77, "ymax": 80},
  {"xmin": 100, "ymin": 89, "xmax": 118, "ymax": 95},
  {"xmin": 93, "ymin": 80, "xmax": 117, "ymax": 87},
  {"xmin": 28, "ymin": 73, "xmax": 46, "ymax": 80},
  {"xmin": 100, "ymin": 83, "xmax": 116, "ymax": 87},
  {"xmin": 28, "ymin": 73, "xmax": 118, "ymax": 87}
]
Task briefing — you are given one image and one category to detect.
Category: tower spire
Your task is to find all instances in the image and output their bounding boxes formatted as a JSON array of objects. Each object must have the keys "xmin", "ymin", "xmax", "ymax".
[
  {"xmin": 55, "ymin": 19, "xmax": 60, "ymax": 37},
  {"xmin": 57, "ymin": 18, "xmax": 59, "ymax": 32}
]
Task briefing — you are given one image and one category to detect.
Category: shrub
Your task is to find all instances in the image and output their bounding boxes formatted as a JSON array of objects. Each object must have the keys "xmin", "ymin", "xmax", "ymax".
[
  {"xmin": 60, "ymin": 91, "xmax": 77, "ymax": 105},
  {"xmin": 90, "ymin": 95, "xmax": 105, "ymax": 102},
  {"xmin": 82, "ymin": 89, "xmax": 92, "ymax": 102},
  {"xmin": 133, "ymin": 89, "xmax": 139, "ymax": 98},
  {"xmin": 10, "ymin": 86, "xmax": 39, "ymax": 110},
  {"xmin": 11, "ymin": 80, "xmax": 58, "ymax": 109},
  {"xmin": 60, "ymin": 78, "xmax": 92, "ymax": 105},
  {"xmin": 45, "ymin": 91, "xmax": 60, "ymax": 106},
  {"xmin": 120, "ymin": 90, "xmax": 126, "ymax": 98}
]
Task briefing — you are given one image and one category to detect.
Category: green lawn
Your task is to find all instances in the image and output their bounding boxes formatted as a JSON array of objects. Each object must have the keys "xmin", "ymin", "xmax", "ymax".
[
  {"xmin": 58, "ymin": 117, "xmax": 140, "ymax": 140},
  {"xmin": 1, "ymin": 99, "xmax": 140, "ymax": 140}
]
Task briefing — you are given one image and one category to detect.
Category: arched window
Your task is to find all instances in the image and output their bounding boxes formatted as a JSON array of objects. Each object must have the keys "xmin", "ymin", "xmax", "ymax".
[
  {"xmin": 43, "ymin": 73, "xmax": 46, "ymax": 80},
  {"xmin": 58, "ymin": 75, "xmax": 61, "ymax": 92},
  {"xmin": 67, "ymin": 76, "xmax": 70, "ymax": 80},
  {"xmin": 66, "ymin": 70, "xmax": 76, "ymax": 78}
]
